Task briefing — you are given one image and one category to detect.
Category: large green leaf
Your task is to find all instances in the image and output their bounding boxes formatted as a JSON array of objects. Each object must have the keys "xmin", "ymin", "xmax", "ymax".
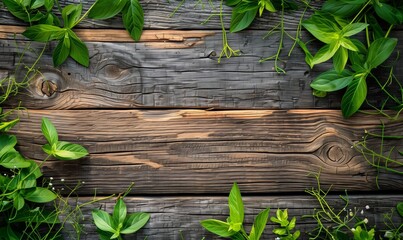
[
  {"xmin": 310, "ymin": 69, "xmax": 354, "ymax": 92},
  {"xmin": 23, "ymin": 24, "xmax": 65, "ymax": 42},
  {"xmin": 41, "ymin": 117, "xmax": 58, "ymax": 146},
  {"xmin": 92, "ymin": 209, "xmax": 116, "ymax": 233},
  {"xmin": 122, "ymin": 0, "xmax": 144, "ymax": 41},
  {"xmin": 53, "ymin": 141, "xmax": 88, "ymax": 160},
  {"xmin": 302, "ymin": 15, "xmax": 339, "ymax": 44},
  {"xmin": 333, "ymin": 47, "xmax": 348, "ymax": 73},
  {"xmin": 0, "ymin": 134, "xmax": 17, "ymax": 157},
  {"xmin": 228, "ymin": 182, "xmax": 244, "ymax": 225},
  {"xmin": 311, "ymin": 42, "xmax": 339, "ymax": 67},
  {"xmin": 249, "ymin": 208, "xmax": 270, "ymax": 240},
  {"xmin": 230, "ymin": 8, "xmax": 258, "ymax": 33},
  {"xmin": 1, "ymin": 151, "xmax": 31, "ymax": 169},
  {"xmin": 113, "ymin": 199, "xmax": 127, "ymax": 225},
  {"xmin": 53, "ymin": 33, "xmax": 71, "ymax": 67},
  {"xmin": 374, "ymin": 3, "xmax": 403, "ymax": 25},
  {"xmin": 341, "ymin": 76, "xmax": 367, "ymax": 118},
  {"xmin": 62, "ymin": 4, "xmax": 83, "ymax": 28},
  {"xmin": 3, "ymin": 0, "xmax": 31, "ymax": 22},
  {"xmin": 13, "ymin": 194, "xmax": 25, "ymax": 211},
  {"xmin": 321, "ymin": 0, "xmax": 365, "ymax": 17},
  {"xmin": 88, "ymin": 0, "xmax": 128, "ymax": 20},
  {"xmin": 67, "ymin": 30, "xmax": 90, "ymax": 67},
  {"xmin": 365, "ymin": 37, "xmax": 397, "ymax": 70},
  {"xmin": 121, "ymin": 212, "xmax": 150, "ymax": 234},
  {"xmin": 201, "ymin": 219, "xmax": 235, "ymax": 237},
  {"xmin": 23, "ymin": 187, "xmax": 57, "ymax": 203}
]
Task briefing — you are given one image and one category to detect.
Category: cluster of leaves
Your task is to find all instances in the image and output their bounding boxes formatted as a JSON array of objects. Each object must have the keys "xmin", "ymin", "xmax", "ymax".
[
  {"xmin": 3, "ymin": 0, "xmax": 144, "ymax": 67},
  {"xmin": 271, "ymin": 209, "xmax": 300, "ymax": 240},
  {"xmin": 300, "ymin": 0, "xmax": 403, "ymax": 118},
  {"xmin": 0, "ymin": 117, "xmax": 88, "ymax": 239},
  {"xmin": 201, "ymin": 182, "xmax": 270, "ymax": 240},
  {"xmin": 92, "ymin": 197, "xmax": 150, "ymax": 240}
]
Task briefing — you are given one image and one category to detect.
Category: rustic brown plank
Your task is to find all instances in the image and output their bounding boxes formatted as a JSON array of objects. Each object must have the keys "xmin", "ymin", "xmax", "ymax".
[
  {"xmin": 9, "ymin": 109, "xmax": 403, "ymax": 195},
  {"xmin": 61, "ymin": 195, "xmax": 402, "ymax": 239},
  {"xmin": 2, "ymin": 29, "xmax": 401, "ymax": 110}
]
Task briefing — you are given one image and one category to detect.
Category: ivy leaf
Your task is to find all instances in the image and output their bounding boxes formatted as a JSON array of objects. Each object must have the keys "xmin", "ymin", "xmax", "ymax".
[
  {"xmin": 67, "ymin": 29, "xmax": 90, "ymax": 67},
  {"xmin": 53, "ymin": 141, "xmax": 88, "ymax": 160},
  {"xmin": 365, "ymin": 37, "xmax": 397, "ymax": 70},
  {"xmin": 121, "ymin": 212, "xmax": 150, "ymax": 234},
  {"xmin": 228, "ymin": 182, "xmax": 244, "ymax": 225},
  {"xmin": 53, "ymin": 33, "xmax": 71, "ymax": 67},
  {"xmin": 41, "ymin": 117, "xmax": 58, "ymax": 146},
  {"xmin": 249, "ymin": 208, "xmax": 270, "ymax": 240},
  {"xmin": 88, "ymin": 0, "xmax": 128, "ymax": 20},
  {"xmin": 62, "ymin": 4, "xmax": 83, "ymax": 29},
  {"xmin": 122, "ymin": 0, "xmax": 144, "ymax": 41},
  {"xmin": 23, "ymin": 187, "xmax": 57, "ymax": 203},
  {"xmin": 201, "ymin": 219, "xmax": 235, "ymax": 237},
  {"xmin": 230, "ymin": 7, "xmax": 258, "ymax": 33},
  {"xmin": 92, "ymin": 209, "xmax": 116, "ymax": 233},
  {"xmin": 23, "ymin": 24, "xmax": 65, "ymax": 42},
  {"xmin": 310, "ymin": 69, "xmax": 354, "ymax": 93},
  {"xmin": 341, "ymin": 76, "xmax": 367, "ymax": 118}
]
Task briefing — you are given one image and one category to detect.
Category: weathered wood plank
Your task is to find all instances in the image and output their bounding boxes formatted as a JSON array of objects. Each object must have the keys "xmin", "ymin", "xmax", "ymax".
[
  {"xmin": 10, "ymin": 109, "xmax": 403, "ymax": 195},
  {"xmin": 2, "ymin": 29, "xmax": 401, "ymax": 110},
  {"xmin": 0, "ymin": 0, "xmax": 319, "ymax": 30},
  {"xmin": 62, "ymin": 195, "xmax": 402, "ymax": 239}
]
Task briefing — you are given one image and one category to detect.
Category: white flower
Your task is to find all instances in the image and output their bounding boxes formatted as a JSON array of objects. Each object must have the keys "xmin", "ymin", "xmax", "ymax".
[
  {"xmin": 49, "ymin": 183, "xmax": 53, "ymax": 186},
  {"xmin": 360, "ymin": 209, "xmax": 364, "ymax": 215},
  {"xmin": 61, "ymin": 178, "xmax": 65, "ymax": 182},
  {"xmin": 349, "ymin": 211, "xmax": 353, "ymax": 217},
  {"xmin": 351, "ymin": 228, "xmax": 356, "ymax": 232},
  {"xmin": 275, "ymin": 238, "xmax": 281, "ymax": 240},
  {"xmin": 52, "ymin": 187, "xmax": 55, "ymax": 191},
  {"xmin": 50, "ymin": 177, "xmax": 53, "ymax": 180},
  {"xmin": 365, "ymin": 205, "xmax": 370, "ymax": 210},
  {"xmin": 364, "ymin": 218, "xmax": 368, "ymax": 224}
]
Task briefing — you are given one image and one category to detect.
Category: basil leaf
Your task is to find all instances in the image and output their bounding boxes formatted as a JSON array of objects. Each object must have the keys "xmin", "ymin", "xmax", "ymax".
[
  {"xmin": 62, "ymin": 4, "xmax": 83, "ymax": 29},
  {"xmin": 0, "ymin": 134, "xmax": 17, "ymax": 157},
  {"xmin": 53, "ymin": 33, "xmax": 71, "ymax": 67},
  {"xmin": 230, "ymin": 8, "xmax": 258, "ymax": 33},
  {"xmin": 201, "ymin": 219, "xmax": 235, "ymax": 237},
  {"xmin": 92, "ymin": 209, "xmax": 116, "ymax": 233},
  {"xmin": 321, "ymin": 0, "xmax": 365, "ymax": 17},
  {"xmin": 67, "ymin": 30, "xmax": 90, "ymax": 67},
  {"xmin": 311, "ymin": 42, "xmax": 339, "ymax": 67},
  {"xmin": 374, "ymin": 3, "xmax": 403, "ymax": 25},
  {"xmin": 310, "ymin": 69, "xmax": 354, "ymax": 92},
  {"xmin": 23, "ymin": 24, "xmax": 65, "ymax": 42},
  {"xmin": 228, "ymin": 182, "xmax": 244, "ymax": 225},
  {"xmin": 88, "ymin": 0, "xmax": 128, "ymax": 20},
  {"xmin": 31, "ymin": 0, "xmax": 45, "ymax": 9},
  {"xmin": 3, "ymin": 0, "xmax": 30, "ymax": 22},
  {"xmin": 121, "ymin": 212, "xmax": 150, "ymax": 234},
  {"xmin": 113, "ymin": 199, "xmax": 127, "ymax": 225},
  {"xmin": 397, "ymin": 202, "xmax": 403, "ymax": 218},
  {"xmin": 0, "ymin": 119, "xmax": 19, "ymax": 132},
  {"xmin": 365, "ymin": 37, "xmax": 397, "ymax": 70},
  {"xmin": 302, "ymin": 15, "xmax": 339, "ymax": 44},
  {"xmin": 122, "ymin": 0, "xmax": 144, "ymax": 41},
  {"xmin": 23, "ymin": 187, "xmax": 57, "ymax": 203},
  {"xmin": 1, "ymin": 151, "xmax": 31, "ymax": 169},
  {"xmin": 341, "ymin": 23, "xmax": 368, "ymax": 37},
  {"xmin": 249, "ymin": 208, "xmax": 270, "ymax": 240},
  {"xmin": 53, "ymin": 141, "xmax": 88, "ymax": 160},
  {"xmin": 333, "ymin": 47, "xmax": 348, "ymax": 73},
  {"xmin": 41, "ymin": 117, "xmax": 58, "ymax": 146},
  {"xmin": 341, "ymin": 76, "xmax": 367, "ymax": 118},
  {"xmin": 226, "ymin": 0, "xmax": 242, "ymax": 7}
]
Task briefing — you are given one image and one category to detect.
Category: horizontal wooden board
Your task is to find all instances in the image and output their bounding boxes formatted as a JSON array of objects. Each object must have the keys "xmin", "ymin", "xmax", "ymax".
[
  {"xmin": 0, "ymin": 0, "xmax": 319, "ymax": 30},
  {"xmin": 9, "ymin": 109, "xmax": 403, "ymax": 195},
  {"xmin": 60, "ymin": 195, "xmax": 403, "ymax": 239},
  {"xmin": 2, "ymin": 28, "xmax": 402, "ymax": 110}
]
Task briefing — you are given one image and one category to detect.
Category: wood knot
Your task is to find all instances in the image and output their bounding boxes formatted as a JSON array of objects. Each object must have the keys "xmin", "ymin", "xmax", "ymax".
[{"xmin": 41, "ymin": 80, "xmax": 58, "ymax": 97}]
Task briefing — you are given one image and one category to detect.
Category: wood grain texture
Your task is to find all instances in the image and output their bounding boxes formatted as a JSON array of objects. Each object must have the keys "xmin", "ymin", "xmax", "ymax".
[
  {"xmin": 61, "ymin": 195, "xmax": 403, "ymax": 239},
  {"xmin": 9, "ymin": 109, "xmax": 403, "ymax": 195},
  {"xmin": 2, "ymin": 28, "xmax": 401, "ymax": 110}
]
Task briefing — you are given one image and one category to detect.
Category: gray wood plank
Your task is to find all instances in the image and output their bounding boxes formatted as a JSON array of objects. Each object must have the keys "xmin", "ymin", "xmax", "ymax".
[
  {"xmin": 9, "ymin": 109, "xmax": 403, "ymax": 195},
  {"xmin": 60, "ymin": 195, "xmax": 403, "ymax": 239}
]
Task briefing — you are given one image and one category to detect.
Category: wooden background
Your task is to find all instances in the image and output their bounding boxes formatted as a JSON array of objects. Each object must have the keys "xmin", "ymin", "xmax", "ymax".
[{"xmin": 1, "ymin": 0, "xmax": 403, "ymax": 239}]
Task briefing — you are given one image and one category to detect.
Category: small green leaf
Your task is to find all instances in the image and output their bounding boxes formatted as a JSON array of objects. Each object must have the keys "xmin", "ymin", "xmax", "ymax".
[
  {"xmin": 53, "ymin": 141, "xmax": 88, "ymax": 160},
  {"xmin": 333, "ymin": 47, "xmax": 348, "ymax": 73},
  {"xmin": 92, "ymin": 209, "xmax": 116, "ymax": 233},
  {"xmin": 113, "ymin": 199, "xmax": 127, "ymax": 225},
  {"xmin": 397, "ymin": 202, "xmax": 403, "ymax": 217},
  {"xmin": 13, "ymin": 194, "xmax": 25, "ymax": 211},
  {"xmin": 53, "ymin": 33, "xmax": 71, "ymax": 67},
  {"xmin": 365, "ymin": 38, "xmax": 397, "ymax": 70},
  {"xmin": 230, "ymin": 7, "xmax": 258, "ymax": 33},
  {"xmin": 23, "ymin": 187, "xmax": 57, "ymax": 203},
  {"xmin": 289, "ymin": 216, "xmax": 296, "ymax": 230},
  {"xmin": 67, "ymin": 30, "xmax": 90, "ymax": 67},
  {"xmin": 273, "ymin": 227, "xmax": 287, "ymax": 235},
  {"xmin": 249, "ymin": 208, "xmax": 270, "ymax": 240},
  {"xmin": 88, "ymin": 0, "xmax": 128, "ymax": 20},
  {"xmin": 341, "ymin": 76, "xmax": 367, "ymax": 118},
  {"xmin": 122, "ymin": 0, "xmax": 144, "ymax": 41},
  {"xmin": 23, "ymin": 24, "xmax": 65, "ymax": 42},
  {"xmin": 62, "ymin": 4, "xmax": 83, "ymax": 29},
  {"xmin": 311, "ymin": 42, "xmax": 339, "ymax": 66},
  {"xmin": 302, "ymin": 15, "xmax": 339, "ymax": 44},
  {"xmin": 340, "ymin": 38, "xmax": 359, "ymax": 52},
  {"xmin": 0, "ymin": 134, "xmax": 17, "ymax": 157},
  {"xmin": 1, "ymin": 151, "xmax": 31, "ymax": 169},
  {"xmin": 41, "ymin": 117, "xmax": 58, "ymax": 146},
  {"xmin": 0, "ymin": 119, "xmax": 19, "ymax": 132},
  {"xmin": 228, "ymin": 182, "xmax": 244, "ymax": 225},
  {"xmin": 121, "ymin": 212, "xmax": 150, "ymax": 234},
  {"xmin": 201, "ymin": 219, "xmax": 235, "ymax": 237},
  {"xmin": 3, "ymin": 0, "xmax": 31, "ymax": 22},
  {"xmin": 310, "ymin": 69, "xmax": 354, "ymax": 92},
  {"xmin": 31, "ymin": 0, "xmax": 45, "ymax": 9},
  {"xmin": 341, "ymin": 23, "xmax": 368, "ymax": 37},
  {"xmin": 44, "ymin": 0, "xmax": 55, "ymax": 12}
]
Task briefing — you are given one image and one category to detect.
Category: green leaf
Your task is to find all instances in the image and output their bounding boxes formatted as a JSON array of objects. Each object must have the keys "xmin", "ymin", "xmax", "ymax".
[
  {"xmin": 230, "ymin": 8, "xmax": 258, "ymax": 33},
  {"xmin": 201, "ymin": 219, "xmax": 235, "ymax": 237},
  {"xmin": 1, "ymin": 151, "xmax": 31, "ymax": 169},
  {"xmin": 0, "ymin": 134, "xmax": 17, "ymax": 157},
  {"xmin": 226, "ymin": 0, "xmax": 242, "ymax": 6},
  {"xmin": 3, "ymin": 0, "xmax": 31, "ymax": 22},
  {"xmin": 13, "ymin": 194, "xmax": 25, "ymax": 211},
  {"xmin": 42, "ymin": 143, "xmax": 54, "ymax": 156},
  {"xmin": 311, "ymin": 70, "xmax": 354, "ymax": 92},
  {"xmin": 321, "ymin": 0, "xmax": 365, "ymax": 18},
  {"xmin": 44, "ymin": 0, "xmax": 55, "ymax": 12},
  {"xmin": 6, "ymin": 224, "xmax": 20, "ymax": 240},
  {"xmin": 365, "ymin": 38, "xmax": 397, "ymax": 70},
  {"xmin": 341, "ymin": 23, "xmax": 368, "ymax": 37},
  {"xmin": 311, "ymin": 42, "xmax": 339, "ymax": 67},
  {"xmin": 341, "ymin": 76, "xmax": 367, "ymax": 118},
  {"xmin": 289, "ymin": 216, "xmax": 296, "ymax": 230},
  {"xmin": 67, "ymin": 30, "xmax": 90, "ymax": 67},
  {"xmin": 122, "ymin": 0, "xmax": 144, "ymax": 41},
  {"xmin": 333, "ymin": 47, "xmax": 348, "ymax": 73},
  {"xmin": 92, "ymin": 209, "xmax": 117, "ymax": 233},
  {"xmin": 340, "ymin": 38, "xmax": 358, "ymax": 52},
  {"xmin": 273, "ymin": 227, "xmax": 287, "ymax": 235},
  {"xmin": 23, "ymin": 24, "xmax": 65, "ymax": 42},
  {"xmin": 113, "ymin": 199, "xmax": 127, "ymax": 225},
  {"xmin": 53, "ymin": 33, "xmax": 71, "ymax": 67},
  {"xmin": 31, "ymin": 0, "xmax": 45, "ymax": 9},
  {"xmin": 88, "ymin": 0, "xmax": 128, "ymax": 20},
  {"xmin": 121, "ymin": 212, "xmax": 150, "ymax": 234},
  {"xmin": 25, "ymin": 160, "xmax": 43, "ymax": 179},
  {"xmin": 53, "ymin": 141, "xmax": 88, "ymax": 160},
  {"xmin": 249, "ymin": 208, "xmax": 270, "ymax": 240},
  {"xmin": 0, "ymin": 119, "xmax": 19, "ymax": 132},
  {"xmin": 41, "ymin": 117, "xmax": 58, "ymax": 145},
  {"xmin": 228, "ymin": 182, "xmax": 244, "ymax": 225},
  {"xmin": 62, "ymin": 4, "xmax": 83, "ymax": 29},
  {"xmin": 23, "ymin": 187, "xmax": 57, "ymax": 203},
  {"xmin": 397, "ymin": 202, "xmax": 403, "ymax": 217},
  {"xmin": 302, "ymin": 15, "xmax": 339, "ymax": 44},
  {"xmin": 374, "ymin": 3, "xmax": 403, "ymax": 25}
]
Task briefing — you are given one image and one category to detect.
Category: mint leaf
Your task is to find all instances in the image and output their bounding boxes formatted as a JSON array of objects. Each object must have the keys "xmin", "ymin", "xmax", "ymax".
[{"xmin": 122, "ymin": 0, "xmax": 144, "ymax": 41}]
